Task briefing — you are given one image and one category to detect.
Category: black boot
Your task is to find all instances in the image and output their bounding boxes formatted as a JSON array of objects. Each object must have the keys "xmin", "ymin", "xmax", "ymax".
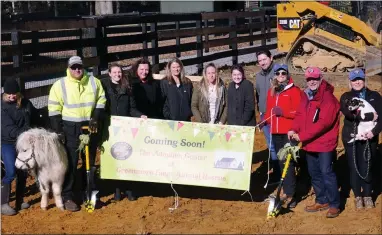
[
  {"xmin": 15, "ymin": 170, "xmax": 30, "ymax": 211},
  {"xmin": 125, "ymin": 190, "xmax": 137, "ymax": 201},
  {"xmin": 114, "ymin": 187, "xmax": 121, "ymax": 201},
  {"xmin": 1, "ymin": 184, "xmax": 17, "ymax": 216}
]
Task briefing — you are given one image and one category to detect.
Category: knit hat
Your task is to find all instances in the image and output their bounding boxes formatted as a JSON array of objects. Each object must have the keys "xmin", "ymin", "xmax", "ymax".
[
  {"xmin": 3, "ymin": 78, "xmax": 20, "ymax": 94},
  {"xmin": 68, "ymin": 56, "xmax": 83, "ymax": 67}
]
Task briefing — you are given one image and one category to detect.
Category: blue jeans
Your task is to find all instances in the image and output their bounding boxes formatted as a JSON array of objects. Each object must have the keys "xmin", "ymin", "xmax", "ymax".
[
  {"xmin": 1, "ymin": 143, "xmax": 17, "ymax": 185},
  {"xmin": 306, "ymin": 151, "xmax": 340, "ymax": 209},
  {"xmin": 260, "ymin": 114, "xmax": 277, "ymax": 160}
]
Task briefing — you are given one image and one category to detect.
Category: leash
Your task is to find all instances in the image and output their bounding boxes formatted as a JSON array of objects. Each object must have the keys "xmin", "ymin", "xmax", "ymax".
[
  {"xmin": 261, "ymin": 111, "xmax": 274, "ymax": 189},
  {"xmin": 352, "ymin": 121, "xmax": 371, "ymax": 180}
]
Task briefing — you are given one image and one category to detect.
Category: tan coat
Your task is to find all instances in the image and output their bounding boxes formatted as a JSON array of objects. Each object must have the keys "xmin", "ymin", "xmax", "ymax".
[{"xmin": 191, "ymin": 79, "xmax": 228, "ymax": 124}]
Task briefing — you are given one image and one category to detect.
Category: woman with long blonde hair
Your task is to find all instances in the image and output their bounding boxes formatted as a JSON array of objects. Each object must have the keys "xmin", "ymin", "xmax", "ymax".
[
  {"xmin": 191, "ymin": 63, "xmax": 227, "ymax": 124},
  {"xmin": 161, "ymin": 58, "xmax": 193, "ymax": 121}
]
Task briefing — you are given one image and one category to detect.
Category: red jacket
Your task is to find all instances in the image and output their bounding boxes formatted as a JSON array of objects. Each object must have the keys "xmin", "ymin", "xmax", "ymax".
[
  {"xmin": 291, "ymin": 80, "xmax": 340, "ymax": 152},
  {"xmin": 265, "ymin": 78, "xmax": 302, "ymax": 134}
]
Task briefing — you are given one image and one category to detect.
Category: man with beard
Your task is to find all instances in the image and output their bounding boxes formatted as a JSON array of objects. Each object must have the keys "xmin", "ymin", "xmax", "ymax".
[{"xmin": 255, "ymin": 50, "xmax": 278, "ymax": 180}]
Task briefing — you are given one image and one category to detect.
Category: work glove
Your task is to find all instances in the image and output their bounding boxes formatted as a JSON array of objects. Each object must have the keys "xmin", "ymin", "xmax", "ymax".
[
  {"xmin": 89, "ymin": 118, "xmax": 98, "ymax": 134},
  {"xmin": 272, "ymin": 106, "xmax": 283, "ymax": 117},
  {"xmin": 57, "ymin": 133, "xmax": 66, "ymax": 145}
]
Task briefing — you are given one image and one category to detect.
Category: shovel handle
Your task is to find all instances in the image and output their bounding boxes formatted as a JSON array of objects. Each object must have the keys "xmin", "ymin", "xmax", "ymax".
[
  {"xmin": 281, "ymin": 153, "xmax": 292, "ymax": 178},
  {"xmin": 85, "ymin": 145, "xmax": 90, "ymax": 171}
]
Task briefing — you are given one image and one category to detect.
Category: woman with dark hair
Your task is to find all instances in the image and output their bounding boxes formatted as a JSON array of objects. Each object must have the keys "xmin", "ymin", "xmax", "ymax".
[
  {"xmin": 227, "ymin": 64, "xmax": 256, "ymax": 126},
  {"xmin": 129, "ymin": 58, "xmax": 164, "ymax": 119},
  {"xmin": 191, "ymin": 63, "xmax": 227, "ymax": 124},
  {"xmin": 161, "ymin": 58, "xmax": 193, "ymax": 121},
  {"xmin": 101, "ymin": 63, "xmax": 146, "ymax": 202},
  {"xmin": 1, "ymin": 78, "xmax": 38, "ymax": 215}
]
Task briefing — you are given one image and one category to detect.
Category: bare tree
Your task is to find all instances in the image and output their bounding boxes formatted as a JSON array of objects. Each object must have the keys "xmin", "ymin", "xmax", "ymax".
[
  {"xmin": 116, "ymin": 1, "xmax": 120, "ymax": 14},
  {"xmin": 53, "ymin": 1, "xmax": 58, "ymax": 16},
  {"xmin": 89, "ymin": 1, "xmax": 95, "ymax": 15},
  {"xmin": 95, "ymin": 1, "xmax": 113, "ymax": 15},
  {"xmin": 27, "ymin": 1, "xmax": 32, "ymax": 13}
]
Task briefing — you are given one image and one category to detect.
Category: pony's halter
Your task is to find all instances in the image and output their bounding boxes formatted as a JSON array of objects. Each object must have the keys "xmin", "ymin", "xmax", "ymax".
[{"xmin": 16, "ymin": 150, "xmax": 36, "ymax": 170}]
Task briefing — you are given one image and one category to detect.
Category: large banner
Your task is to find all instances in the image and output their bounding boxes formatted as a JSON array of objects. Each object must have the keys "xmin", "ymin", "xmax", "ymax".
[{"xmin": 100, "ymin": 116, "xmax": 255, "ymax": 191}]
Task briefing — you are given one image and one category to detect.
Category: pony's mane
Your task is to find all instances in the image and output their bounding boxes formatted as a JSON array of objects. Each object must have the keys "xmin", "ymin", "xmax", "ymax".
[{"xmin": 16, "ymin": 128, "xmax": 67, "ymax": 168}]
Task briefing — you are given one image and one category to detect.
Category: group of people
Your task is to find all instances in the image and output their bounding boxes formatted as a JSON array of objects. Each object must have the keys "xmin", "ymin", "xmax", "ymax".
[
  {"xmin": 1, "ymin": 50, "xmax": 381, "ymax": 219},
  {"xmin": 254, "ymin": 51, "xmax": 381, "ymax": 218}
]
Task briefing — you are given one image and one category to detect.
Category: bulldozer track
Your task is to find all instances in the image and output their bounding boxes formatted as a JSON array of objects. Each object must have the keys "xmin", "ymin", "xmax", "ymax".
[{"xmin": 285, "ymin": 34, "xmax": 381, "ymax": 76}]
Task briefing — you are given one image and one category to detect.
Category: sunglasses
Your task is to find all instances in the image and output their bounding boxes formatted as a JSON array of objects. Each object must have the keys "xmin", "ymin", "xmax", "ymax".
[
  {"xmin": 275, "ymin": 71, "xmax": 287, "ymax": 76},
  {"xmin": 70, "ymin": 65, "xmax": 83, "ymax": 70}
]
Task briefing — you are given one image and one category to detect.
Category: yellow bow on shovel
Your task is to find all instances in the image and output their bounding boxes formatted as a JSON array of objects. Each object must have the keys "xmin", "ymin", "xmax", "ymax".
[{"xmin": 266, "ymin": 142, "xmax": 300, "ymax": 219}]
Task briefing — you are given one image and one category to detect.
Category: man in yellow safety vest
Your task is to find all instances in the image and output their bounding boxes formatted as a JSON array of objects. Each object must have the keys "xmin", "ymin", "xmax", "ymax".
[{"xmin": 48, "ymin": 56, "xmax": 106, "ymax": 212}]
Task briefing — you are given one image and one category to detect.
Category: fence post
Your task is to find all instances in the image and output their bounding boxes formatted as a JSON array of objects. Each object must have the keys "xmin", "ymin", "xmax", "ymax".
[
  {"xmin": 175, "ymin": 21, "xmax": 181, "ymax": 57},
  {"xmin": 229, "ymin": 15, "xmax": 238, "ymax": 65},
  {"xmin": 93, "ymin": 17, "xmax": 107, "ymax": 76},
  {"xmin": 11, "ymin": 31, "xmax": 24, "ymax": 93},
  {"xmin": 85, "ymin": 27, "xmax": 98, "ymax": 76},
  {"xmin": 249, "ymin": 16, "xmax": 254, "ymax": 46},
  {"xmin": 142, "ymin": 22, "xmax": 148, "ymax": 60},
  {"xmin": 31, "ymin": 31, "xmax": 38, "ymax": 61},
  {"xmin": 261, "ymin": 11, "xmax": 266, "ymax": 46},
  {"xmin": 204, "ymin": 19, "xmax": 209, "ymax": 53},
  {"xmin": 196, "ymin": 17, "xmax": 203, "ymax": 74},
  {"xmin": 77, "ymin": 28, "xmax": 83, "ymax": 58},
  {"xmin": 150, "ymin": 22, "xmax": 159, "ymax": 73},
  {"xmin": 266, "ymin": 13, "xmax": 271, "ymax": 42}
]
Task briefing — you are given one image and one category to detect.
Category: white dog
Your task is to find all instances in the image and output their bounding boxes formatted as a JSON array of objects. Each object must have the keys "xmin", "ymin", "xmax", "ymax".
[
  {"xmin": 15, "ymin": 128, "xmax": 68, "ymax": 211},
  {"xmin": 346, "ymin": 97, "xmax": 377, "ymax": 143}
]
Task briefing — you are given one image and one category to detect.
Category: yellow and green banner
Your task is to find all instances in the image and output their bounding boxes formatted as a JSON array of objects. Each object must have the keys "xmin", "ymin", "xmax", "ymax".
[{"xmin": 100, "ymin": 116, "xmax": 255, "ymax": 191}]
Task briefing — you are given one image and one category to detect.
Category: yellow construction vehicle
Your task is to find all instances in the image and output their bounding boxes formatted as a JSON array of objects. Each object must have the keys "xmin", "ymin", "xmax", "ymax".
[{"xmin": 277, "ymin": 1, "xmax": 382, "ymax": 76}]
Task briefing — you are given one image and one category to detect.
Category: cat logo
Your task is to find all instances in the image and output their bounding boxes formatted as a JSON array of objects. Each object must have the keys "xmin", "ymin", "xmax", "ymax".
[
  {"xmin": 278, "ymin": 18, "xmax": 301, "ymax": 30},
  {"xmin": 289, "ymin": 19, "xmax": 301, "ymax": 29}
]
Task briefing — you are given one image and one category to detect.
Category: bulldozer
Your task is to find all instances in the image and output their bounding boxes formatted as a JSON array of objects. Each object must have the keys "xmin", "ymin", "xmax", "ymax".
[{"xmin": 276, "ymin": 1, "xmax": 382, "ymax": 76}]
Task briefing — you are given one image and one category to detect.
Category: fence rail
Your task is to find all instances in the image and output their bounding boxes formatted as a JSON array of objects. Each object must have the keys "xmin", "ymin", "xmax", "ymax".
[{"xmin": 1, "ymin": 8, "xmax": 277, "ymax": 101}]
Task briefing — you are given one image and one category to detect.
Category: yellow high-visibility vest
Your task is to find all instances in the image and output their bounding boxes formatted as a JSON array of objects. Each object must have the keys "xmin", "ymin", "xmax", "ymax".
[{"xmin": 48, "ymin": 69, "xmax": 106, "ymax": 122}]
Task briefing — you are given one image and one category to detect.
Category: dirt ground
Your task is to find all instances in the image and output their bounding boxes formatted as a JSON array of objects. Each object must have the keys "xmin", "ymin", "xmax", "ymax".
[{"xmin": 2, "ymin": 64, "xmax": 381, "ymax": 234}]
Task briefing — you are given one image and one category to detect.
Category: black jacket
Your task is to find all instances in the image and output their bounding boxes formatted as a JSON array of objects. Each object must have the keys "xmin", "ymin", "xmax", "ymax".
[
  {"xmin": 340, "ymin": 88, "xmax": 382, "ymax": 144},
  {"xmin": 161, "ymin": 79, "xmax": 193, "ymax": 121},
  {"xmin": 101, "ymin": 78, "xmax": 142, "ymax": 117},
  {"xmin": 130, "ymin": 76, "xmax": 164, "ymax": 119},
  {"xmin": 1, "ymin": 98, "xmax": 39, "ymax": 144},
  {"xmin": 227, "ymin": 79, "xmax": 256, "ymax": 126}
]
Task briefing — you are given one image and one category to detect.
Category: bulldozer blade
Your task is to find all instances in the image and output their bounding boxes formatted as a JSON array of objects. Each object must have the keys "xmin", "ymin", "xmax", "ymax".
[{"xmin": 365, "ymin": 46, "xmax": 382, "ymax": 76}]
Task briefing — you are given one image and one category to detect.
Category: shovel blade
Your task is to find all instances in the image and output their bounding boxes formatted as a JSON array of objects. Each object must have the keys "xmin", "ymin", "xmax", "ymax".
[{"xmin": 85, "ymin": 190, "xmax": 99, "ymax": 213}]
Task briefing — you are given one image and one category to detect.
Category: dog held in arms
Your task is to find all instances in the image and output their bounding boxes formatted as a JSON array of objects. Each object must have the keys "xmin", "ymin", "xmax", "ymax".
[
  {"xmin": 15, "ymin": 128, "xmax": 68, "ymax": 210},
  {"xmin": 346, "ymin": 97, "xmax": 377, "ymax": 143}
]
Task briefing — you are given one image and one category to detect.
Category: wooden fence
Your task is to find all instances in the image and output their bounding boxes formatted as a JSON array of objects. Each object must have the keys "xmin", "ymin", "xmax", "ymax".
[{"xmin": 1, "ymin": 9, "xmax": 277, "ymax": 100}]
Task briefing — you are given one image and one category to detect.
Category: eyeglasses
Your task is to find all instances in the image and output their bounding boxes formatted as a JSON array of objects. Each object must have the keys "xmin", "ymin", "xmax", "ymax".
[
  {"xmin": 70, "ymin": 65, "xmax": 83, "ymax": 71},
  {"xmin": 275, "ymin": 71, "xmax": 287, "ymax": 76}
]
